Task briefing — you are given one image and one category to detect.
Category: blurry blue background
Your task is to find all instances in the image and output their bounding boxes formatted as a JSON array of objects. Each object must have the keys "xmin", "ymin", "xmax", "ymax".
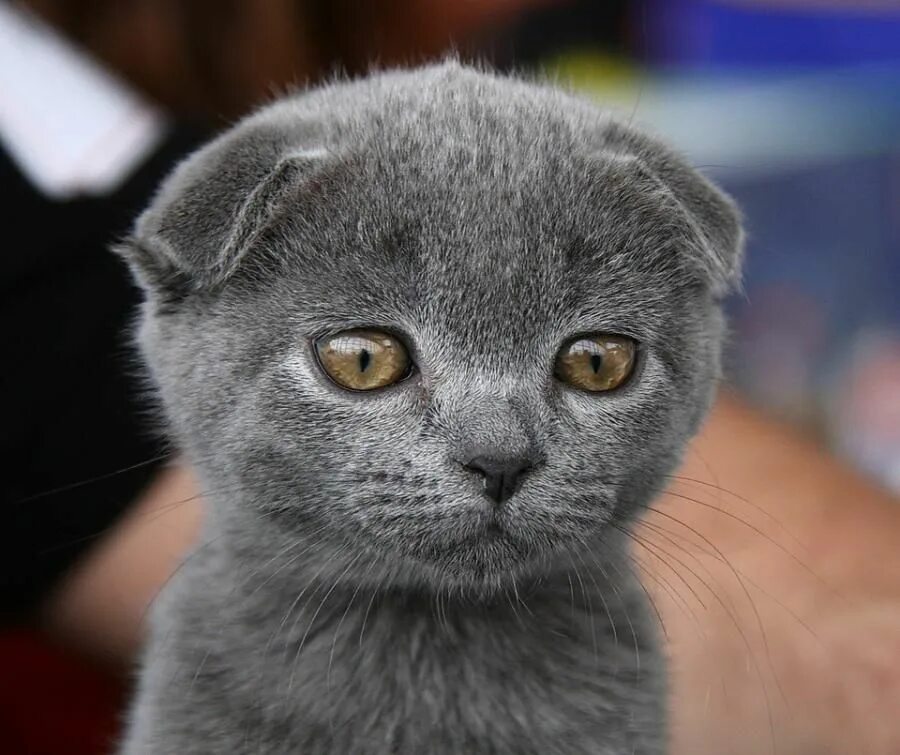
[{"xmin": 528, "ymin": 0, "xmax": 900, "ymax": 491}]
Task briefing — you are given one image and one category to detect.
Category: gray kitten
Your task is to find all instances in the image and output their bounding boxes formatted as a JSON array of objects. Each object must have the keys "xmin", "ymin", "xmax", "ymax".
[{"xmin": 117, "ymin": 62, "xmax": 742, "ymax": 754}]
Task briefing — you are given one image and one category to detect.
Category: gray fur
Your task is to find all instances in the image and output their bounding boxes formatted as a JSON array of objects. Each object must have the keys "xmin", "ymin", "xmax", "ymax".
[{"xmin": 116, "ymin": 62, "xmax": 742, "ymax": 754}]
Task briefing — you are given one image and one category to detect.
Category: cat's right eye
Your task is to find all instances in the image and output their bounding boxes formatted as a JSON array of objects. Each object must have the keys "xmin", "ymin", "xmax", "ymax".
[
  {"xmin": 554, "ymin": 334, "xmax": 637, "ymax": 392},
  {"xmin": 314, "ymin": 329, "xmax": 412, "ymax": 391}
]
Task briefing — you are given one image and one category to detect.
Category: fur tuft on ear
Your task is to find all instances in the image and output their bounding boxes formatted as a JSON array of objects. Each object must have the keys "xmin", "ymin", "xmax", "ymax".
[
  {"xmin": 115, "ymin": 115, "xmax": 331, "ymax": 300},
  {"xmin": 598, "ymin": 120, "xmax": 744, "ymax": 297}
]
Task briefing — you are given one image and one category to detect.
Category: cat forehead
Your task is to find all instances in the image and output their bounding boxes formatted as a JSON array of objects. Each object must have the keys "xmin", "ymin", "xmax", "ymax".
[
  {"xmin": 267, "ymin": 66, "xmax": 686, "ymax": 268},
  {"xmin": 274, "ymin": 138, "xmax": 685, "ymax": 308},
  {"xmin": 265, "ymin": 179, "xmax": 683, "ymax": 355},
  {"xmin": 258, "ymin": 76, "xmax": 693, "ymax": 339}
]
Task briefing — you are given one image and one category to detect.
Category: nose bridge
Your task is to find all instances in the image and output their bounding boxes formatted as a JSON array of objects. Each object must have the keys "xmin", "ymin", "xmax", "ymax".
[{"xmin": 439, "ymin": 380, "xmax": 538, "ymax": 462}]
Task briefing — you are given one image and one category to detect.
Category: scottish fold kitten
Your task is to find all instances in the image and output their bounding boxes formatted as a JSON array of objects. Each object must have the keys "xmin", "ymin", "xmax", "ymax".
[{"xmin": 117, "ymin": 62, "xmax": 742, "ymax": 754}]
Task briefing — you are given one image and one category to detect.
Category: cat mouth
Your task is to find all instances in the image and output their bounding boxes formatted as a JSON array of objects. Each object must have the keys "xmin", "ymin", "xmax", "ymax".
[
  {"xmin": 482, "ymin": 516, "xmax": 505, "ymax": 539},
  {"xmin": 441, "ymin": 509, "xmax": 537, "ymax": 564}
]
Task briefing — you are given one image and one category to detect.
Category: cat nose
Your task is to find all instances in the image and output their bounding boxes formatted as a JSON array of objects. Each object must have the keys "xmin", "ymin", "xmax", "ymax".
[{"xmin": 462, "ymin": 455, "xmax": 533, "ymax": 505}]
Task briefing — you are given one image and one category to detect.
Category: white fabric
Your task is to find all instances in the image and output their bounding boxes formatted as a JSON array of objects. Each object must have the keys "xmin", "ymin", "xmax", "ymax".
[{"xmin": 0, "ymin": 3, "xmax": 167, "ymax": 199}]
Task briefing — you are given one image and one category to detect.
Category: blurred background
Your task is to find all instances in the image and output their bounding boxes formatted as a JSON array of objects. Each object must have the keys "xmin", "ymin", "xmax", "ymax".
[{"xmin": 1, "ymin": 0, "xmax": 898, "ymax": 752}]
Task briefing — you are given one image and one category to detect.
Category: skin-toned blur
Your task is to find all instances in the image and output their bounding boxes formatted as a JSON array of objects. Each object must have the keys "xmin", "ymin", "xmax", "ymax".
[{"xmin": 15, "ymin": 1, "xmax": 900, "ymax": 754}]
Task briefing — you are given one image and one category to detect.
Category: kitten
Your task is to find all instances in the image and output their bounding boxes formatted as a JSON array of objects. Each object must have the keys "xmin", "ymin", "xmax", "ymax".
[{"xmin": 117, "ymin": 62, "xmax": 742, "ymax": 754}]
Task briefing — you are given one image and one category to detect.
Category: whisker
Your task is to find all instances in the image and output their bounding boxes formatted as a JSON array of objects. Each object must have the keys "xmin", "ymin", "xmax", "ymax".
[
  {"xmin": 639, "ymin": 517, "xmax": 821, "ymax": 644},
  {"xmin": 579, "ymin": 546, "xmax": 641, "ymax": 676},
  {"xmin": 265, "ymin": 543, "xmax": 346, "ymax": 660},
  {"xmin": 596, "ymin": 538, "xmax": 671, "ymax": 642},
  {"xmin": 621, "ymin": 522, "xmax": 781, "ymax": 753},
  {"xmin": 511, "ymin": 577, "xmax": 534, "ymax": 618},
  {"xmin": 358, "ymin": 582, "xmax": 380, "ymax": 650},
  {"xmin": 10, "ymin": 452, "xmax": 178, "ymax": 506},
  {"xmin": 642, "ymin": 503, "xmax": 803, "ymax": 710},
  {"xmin": 630, "ymin": 548, "xmax": 700, "ymax": 637},
  {"xmin": 567, "ymin": 551, "xmax": 600, "ymax": 665},
  {"xmin": 633, "ymin": 518, "xmax": 739, "ymax": 615},
  {"xmin": 288, "ymin": 553, "xmax": 362, "ymax": 692},
  {"xmin": 665, "ymin": 472, "xmax": 806, "ymax": 551},
  {"xmin": 614, "ymin": 525, "xmax": 708, "ymax": 611},
  {"xmin": 655, "ymin": 490, "xmax": 824, "ymax": 586},
  {"xmin": 243, "ymin": 527, "xmax": 332, "ymax": 598}
]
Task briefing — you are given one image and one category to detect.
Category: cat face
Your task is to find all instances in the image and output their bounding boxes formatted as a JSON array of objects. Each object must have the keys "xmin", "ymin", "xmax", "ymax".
[{"xmin": 122, "ymin": 63, "xmax": 742, "ymax": 594}]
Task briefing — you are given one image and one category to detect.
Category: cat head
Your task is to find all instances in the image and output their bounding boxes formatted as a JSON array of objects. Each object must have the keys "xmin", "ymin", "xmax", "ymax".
[{"xmin": 118, "ymin": 62, "xmax": 743, "ymax": 596}]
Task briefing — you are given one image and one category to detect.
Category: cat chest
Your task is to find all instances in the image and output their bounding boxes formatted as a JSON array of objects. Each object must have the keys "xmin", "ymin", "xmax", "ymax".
[{"xmin": 226, "ymin": 603, "xmax": 660, "ymax": 752}]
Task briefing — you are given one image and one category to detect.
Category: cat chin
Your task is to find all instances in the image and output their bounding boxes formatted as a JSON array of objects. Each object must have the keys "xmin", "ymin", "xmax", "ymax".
[
  {"xmin": 353, "ymin": 526, "xmax": 595, "ymax": 601},
  {"xmin": 360, "ymin": 558, "xmax": 545, "ymax": 602}
]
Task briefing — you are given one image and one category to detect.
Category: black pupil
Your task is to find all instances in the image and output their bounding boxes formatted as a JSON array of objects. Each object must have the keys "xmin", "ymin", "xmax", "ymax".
[
  {"xmin": 590, "ymin": 353, "xmax": 603, "ymax": 374},
  {"xmin": 358, "ymin": 349, "xmax": 371, "ymax": 372}
]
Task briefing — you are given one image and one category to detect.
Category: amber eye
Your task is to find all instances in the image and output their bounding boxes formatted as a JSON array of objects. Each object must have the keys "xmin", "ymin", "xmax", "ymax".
[
  {"xmin": 554, "ymin": 334, "xmax": 637, "ymax": 392},
  {"xmin": 314, "ymin": 329, "xmax": 412, "ymax": 391}
]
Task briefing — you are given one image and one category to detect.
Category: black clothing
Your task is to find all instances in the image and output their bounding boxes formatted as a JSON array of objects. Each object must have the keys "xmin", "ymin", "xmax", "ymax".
[{"xmin": 1, "ymin": 127, "xmax": 202, "ymax": 622}]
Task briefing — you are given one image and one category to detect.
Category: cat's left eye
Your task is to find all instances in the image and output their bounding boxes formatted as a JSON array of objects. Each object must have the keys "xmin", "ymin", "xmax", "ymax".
[
  {"xmin": 554, "ymin": 334, "xmax": 637, "ymax": 392},
  {"xmin": 314, "ymin": 329, "xmax": 412, "ymax": 391}
]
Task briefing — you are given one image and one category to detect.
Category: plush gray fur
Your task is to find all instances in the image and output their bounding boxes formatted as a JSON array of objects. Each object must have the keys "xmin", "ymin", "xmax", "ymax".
[{"xmin": 116, "ymin": 62, "xmax": 742, "ymax": 754}]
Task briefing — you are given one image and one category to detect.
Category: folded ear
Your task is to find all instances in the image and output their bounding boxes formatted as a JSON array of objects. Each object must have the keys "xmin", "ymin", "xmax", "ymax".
[
  {"xmin": 600, "ymin": 121, "xmax": 744, "ymax": 297},
  {"xmin": 115, "ymin": 119, "xmax": 331, "ymax": 300}
]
